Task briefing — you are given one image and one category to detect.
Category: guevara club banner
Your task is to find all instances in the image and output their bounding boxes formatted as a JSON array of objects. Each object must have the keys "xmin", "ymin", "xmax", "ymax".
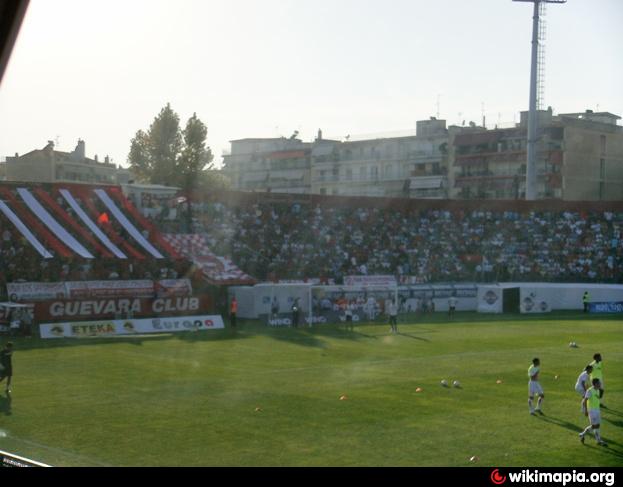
[
  {"xmin": 40, "ymin": 314, "xmax": 225, "ymax": 339},
  {"xmin": 34, "ymin": 296, "xmax": 213, "ymax": 322}
]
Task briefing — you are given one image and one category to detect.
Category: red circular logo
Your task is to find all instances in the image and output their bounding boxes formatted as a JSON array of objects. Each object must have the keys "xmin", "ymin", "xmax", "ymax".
[{"xmin": 491, "ymin": 469, "xmax": 507, "ymax": 485}]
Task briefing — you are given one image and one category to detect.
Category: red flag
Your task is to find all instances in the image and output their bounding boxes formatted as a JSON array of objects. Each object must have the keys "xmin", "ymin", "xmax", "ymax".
[{"xmin": 98, "ymin": 212, "xmax": 109, "ymax": 224}]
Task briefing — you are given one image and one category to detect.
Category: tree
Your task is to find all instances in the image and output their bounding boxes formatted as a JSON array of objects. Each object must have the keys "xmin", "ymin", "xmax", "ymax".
[
  {"xmin": 197, "ymin": 169, "xmax": 231, "ymax": 193},
  {"xmin": 178, "ymin": 113, "xmax": 213, "ymax": 231},
  {"xmin": 127, "ymin": 130, "xmax": 150, "ymax": 181},
  {"xmin": 127, "ymin": 104, "xmax": 227, "ymax": 231},
  {"xmin": 127, "ymin": 103, "xmax": 182, "ymax": 185}
]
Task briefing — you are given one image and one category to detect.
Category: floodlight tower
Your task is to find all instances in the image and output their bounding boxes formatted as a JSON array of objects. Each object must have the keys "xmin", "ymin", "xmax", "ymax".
[{"xmin": 513, "ymin": 0, "xmax": 566, "ymax": 200}]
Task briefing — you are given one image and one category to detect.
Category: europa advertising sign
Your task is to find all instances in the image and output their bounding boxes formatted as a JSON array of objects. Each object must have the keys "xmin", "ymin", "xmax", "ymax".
[
  {"xmin": 34, "ymin": 296, "xmax": 213, "ymax": 322},
  {"xmin": 40, "ymin": 314, "xmax": 225, "ymax": 338},
  {"xmin": 589, "ymin": 302, "xmax": 623, "ymax": 313}
]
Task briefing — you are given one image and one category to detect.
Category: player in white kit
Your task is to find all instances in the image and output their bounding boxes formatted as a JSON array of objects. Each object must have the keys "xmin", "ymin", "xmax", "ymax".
[
  {"xmin": 528, "ymin": 358, "xmax": 544, "ymax": 415},
  {"xmin": 575, "ymin": 364, "xmax": 593, "ymax": 413}
]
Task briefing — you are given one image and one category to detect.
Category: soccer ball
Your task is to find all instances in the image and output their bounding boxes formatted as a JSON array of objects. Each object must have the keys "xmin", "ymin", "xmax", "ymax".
[
  {"xmin": 453, "ymin": 380, "xmax": 461, "ymax": 388},
  {"xmin": 440, "ymin": 379, "xmax": 448, "ymax": 387}
]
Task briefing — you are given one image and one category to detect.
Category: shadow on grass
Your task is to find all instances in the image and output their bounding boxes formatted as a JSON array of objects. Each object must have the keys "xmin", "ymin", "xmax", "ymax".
[
  {"xmin": 257, "ymin": 320, "xmax": 435, "ymax": 348},
  {"xmin": 603, "ymin": 418, "xmax": 623, "ymax": 429},
  {"xmin": 599, "ymin": 437, "xmax": 623, "ymax": 449},
  {"xmin": 534, "ymin": 414, "xmax": 583, "ymax": 433},
  {"xmin": 0, "ymin": 391, "xmax": 11, "ymax": 415},
  {"xmin": 602, "ymin": 407, "xmax": 623, "ymax": 418},
  {"xmin": 261, "ymin": 327, "xmax": 328, "ymax": 349},
  {"xmin": 6, "ymin": 309, "xmax": 620, "ymax": 352},
  {"xmin": 536, "ymin": 415, "xmax": 623, "ymax": 459},
  {"xmin": 319, "ymin": 321, "xmax": 433, "ymax": 341},
  {"xmin": 173, "ymin": 328, "xmax": 252, "ymax": 344},
  {"xmin": 396, "ymin": 332, "xmax": 431, "ymax": 342},
  {"xmin": 6, "ymin": 328, "xmax": 249, "ymax": 352},
  {"xmin": 317, "ymin": 323, "xmax": 434, "ymax": 343},
  {"xmin": 582, "ymin": 442, "xmax": 623, "ymax": 461},
  {"xmin": 264, "ymin": 322, "xmax": 389, "ymax": 347},
  {"xmin": 348, "ymin": 329, "xmax": 378, "ymax": 340}
]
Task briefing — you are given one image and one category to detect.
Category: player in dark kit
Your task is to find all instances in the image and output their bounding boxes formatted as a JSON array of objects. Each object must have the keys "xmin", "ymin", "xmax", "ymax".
[
  {"xmin": 291, "ymin": 299, "xmax": 300, "ymax": 328},
  {"xmin": 0, "ymin": 342, "xmax": 14, "ymax": 393}
]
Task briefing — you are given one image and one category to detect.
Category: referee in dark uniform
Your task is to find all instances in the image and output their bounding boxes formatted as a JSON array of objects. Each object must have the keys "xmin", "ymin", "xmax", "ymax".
[{"xmin": 0, "ymin": 342, "xmax": 13, "ymax": 394}]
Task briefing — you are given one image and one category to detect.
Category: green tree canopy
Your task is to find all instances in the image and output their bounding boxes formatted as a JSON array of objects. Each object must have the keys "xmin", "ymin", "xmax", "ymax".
[
  {"xmin": 178, "ymin": 112, "xmax": 213, "ymax": 192},
  {"xmin": 128, "ymin": 103, "xmax": 182, "ymax": 185},
  {"xmin": 127, "ymin": 104, "xmax": 229, "ymax": 230}
]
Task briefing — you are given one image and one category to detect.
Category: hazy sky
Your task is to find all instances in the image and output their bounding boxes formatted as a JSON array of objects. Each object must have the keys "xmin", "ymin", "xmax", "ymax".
[{"xmin": 1, "ymin": 0, "xmax": 622, "ymax": 169}]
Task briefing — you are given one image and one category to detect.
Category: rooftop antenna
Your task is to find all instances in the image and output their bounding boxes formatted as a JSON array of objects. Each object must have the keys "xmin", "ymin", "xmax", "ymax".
[
  {"xmin": 481, "ymin": 102, "xmax": 486, "ymax": 128},
  {"xmin": 513, "ymin": 0, "xmax": 566, "ymax": 200},
  {"xmin": 436, "ymin": 94, "xmax": 441, "ymax": 119}
]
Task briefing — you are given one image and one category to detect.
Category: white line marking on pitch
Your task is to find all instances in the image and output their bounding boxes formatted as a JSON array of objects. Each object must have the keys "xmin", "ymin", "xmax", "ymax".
[{"xmin": 2, "ymin": 435, "xmax": 111, "ymax": 466}]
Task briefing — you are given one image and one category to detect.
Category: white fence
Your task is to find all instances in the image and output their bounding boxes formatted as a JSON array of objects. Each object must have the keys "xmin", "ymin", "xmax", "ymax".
[{"xmin": 231, "ymin": 281, "xmax": 623, "ymax": 319}]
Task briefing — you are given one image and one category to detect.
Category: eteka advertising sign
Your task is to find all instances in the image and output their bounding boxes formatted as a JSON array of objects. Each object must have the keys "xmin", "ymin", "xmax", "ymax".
[{"xmin": 40, "ymin": 315, "xmax": 225, "ymax": 338}]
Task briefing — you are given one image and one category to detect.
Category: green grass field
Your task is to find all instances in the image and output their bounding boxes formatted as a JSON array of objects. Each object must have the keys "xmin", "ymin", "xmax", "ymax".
[{"xmin": 0, "ymin": 312, "xmax": 621, "ymax": 466}]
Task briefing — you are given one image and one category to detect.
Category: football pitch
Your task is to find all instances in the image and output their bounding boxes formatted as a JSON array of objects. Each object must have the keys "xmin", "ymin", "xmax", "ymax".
[{"xmin": 0, "ymin": 312, "xmax": 621, "ymax": 467}]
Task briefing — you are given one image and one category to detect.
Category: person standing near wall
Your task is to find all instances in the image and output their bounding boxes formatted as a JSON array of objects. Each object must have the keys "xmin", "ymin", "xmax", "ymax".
[
  {"xmin": 388, "ymin": 300, "xmax": 398, "ymax": 334},
  {"xmin": 583, "ymin": 291, "xmax": 590, "ymax": 313},
  {"xmin": 230, "ymin": 296, "xmax": 238, "ymax": 329},
  {"xmin": 0, "ymin": 342, "xmax": 13, "ymax": 394},
  {"xmin": 448, "ymin": 294, "xmax": 458, "ymax": 318},
  {"xmin": 291, "ymin": 298, "xmax": 300, "ymax": 328}
]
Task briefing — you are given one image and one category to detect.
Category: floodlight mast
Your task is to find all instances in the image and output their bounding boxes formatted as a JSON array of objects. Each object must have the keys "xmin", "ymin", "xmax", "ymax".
[{"xmin": 513, "ymin": 0, "xmax": 566, "ymax": 200}]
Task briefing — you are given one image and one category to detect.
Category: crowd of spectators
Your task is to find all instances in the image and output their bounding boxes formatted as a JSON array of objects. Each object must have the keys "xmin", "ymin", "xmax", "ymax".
[
  {"xmin": 0, "ymin": 187, "xmax": 192, "ymax": 301},
  {"xmin": 152, "ymin": 200, "xmax": 623, "ymax": 285},
  {"xmin": 1, "ymin": 182, "xmax": 621, "ymax": 290}
]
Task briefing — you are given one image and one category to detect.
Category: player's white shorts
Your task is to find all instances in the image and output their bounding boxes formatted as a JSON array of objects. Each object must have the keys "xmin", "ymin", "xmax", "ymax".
[
  {"xmin": 529, "ymin": 381, "xmax": 544, "ymax": 396},
  {"xmin": 588, "ymin": 409, "xmax": 601, "ymax": 425},
  {"xmin": 575, "ymin": 386, "xmax": 586, "ymax": 396}
]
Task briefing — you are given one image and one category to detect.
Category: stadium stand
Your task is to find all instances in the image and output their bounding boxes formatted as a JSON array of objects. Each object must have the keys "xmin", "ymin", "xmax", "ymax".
[
  {"xmin": 0, "ymin": 183, "xmax": 203, "ymax": 302},
  {"xmin": 163, "ymin": 233, "xmax": 255, "ymax": 285},
  {"xmin": 32, "ymin": 187, "xmax": 114, "ymax": 258},
  {"xmin": 1, "ymin": 182, "xmax": 621, "ymax": 306},
  {"xmin": 151, "ymin": 191, "xmax": 623, "ymax": 285},
  {"xmin": 0, "ymin": 186, "xmax": 73, "ymax": 258},
  {"xmin": 106, "ymin": 186, "xmax": 181, "ymax": 259},
  {"xmin": 67, "ymin": 184, "xmax": 146, "ymax": 260}
]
